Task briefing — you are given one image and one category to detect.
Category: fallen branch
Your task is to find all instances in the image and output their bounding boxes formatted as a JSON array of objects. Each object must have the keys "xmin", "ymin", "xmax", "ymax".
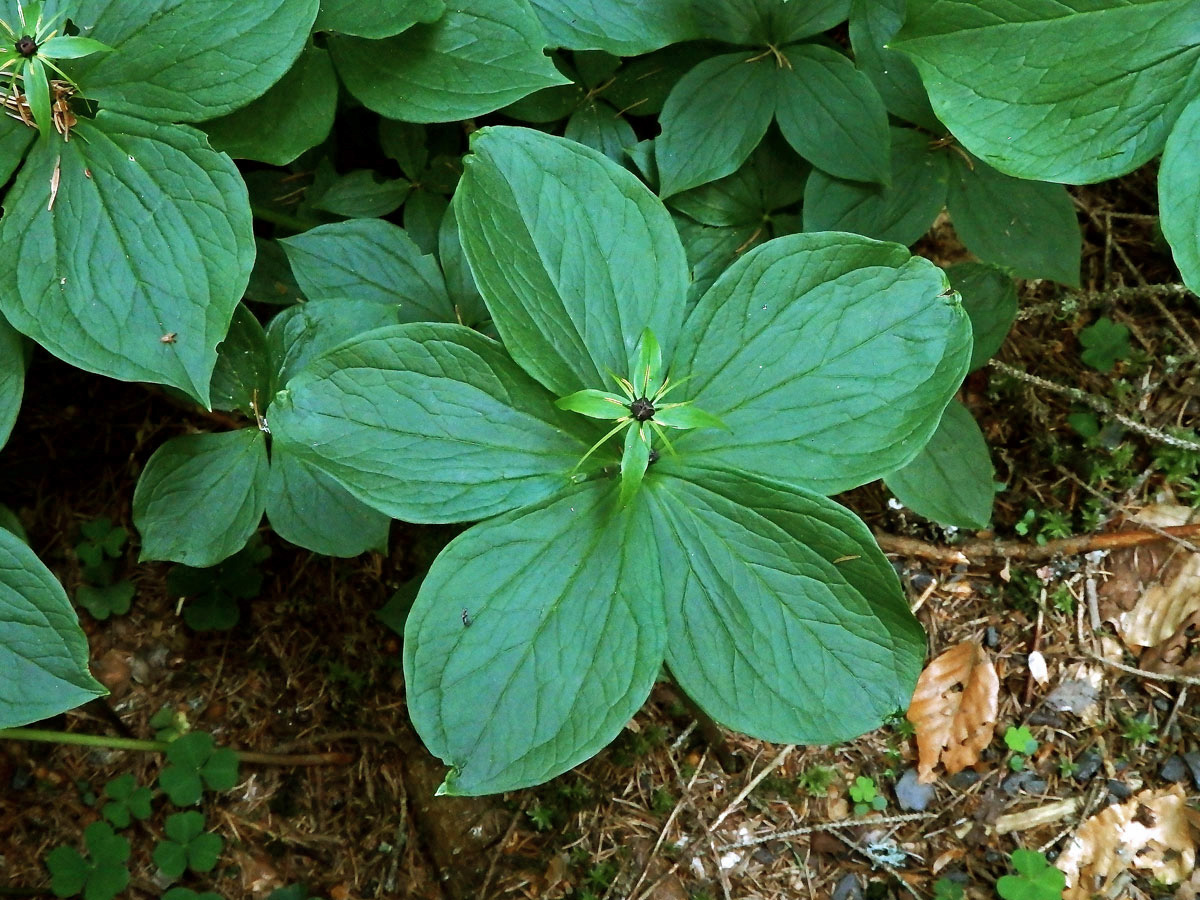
[{"xmin": 875, "ymin": 522, "xmax": 1200, "ymax": 565}]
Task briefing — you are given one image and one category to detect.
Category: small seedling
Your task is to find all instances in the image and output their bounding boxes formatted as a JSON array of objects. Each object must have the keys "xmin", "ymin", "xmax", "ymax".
[
  {"xmin": 75, "ymin": 518, "xmax": 134, "ymax": 620},
  {"xmin": 1004, "ymin": 725, "xmax": 1039, "ymax": 771},
  {"xmin": 150, "ymin": 704, "xmax": 191, "ymax": 743},
  {"xmin": 527, "ymin": 804, "xmax": 555, "ymax": 831},
  {"xmin": 1119, "ymin": 714, "xmax": 1157, "ymax": 747},
  {"xmin": 995, "ymin": 848, "xmax": 1066, "ymax": 900},
  {"xmin": 158, "ymin": 731, "xmax": 240, "ymax": 806},
  {"xmin": 849, "ymin": 775, "xmax": 887, "ymax": 814},
  {"xmin": 1078, "ymin": 316, "xmax": 1132, "ymax": 372},
  {"xmin": 798, "ymin": 765, "xmax": 837, "ymax": 797},
  {"xmin": 166, "ymin": 536, "xmax": 269, "ymax": 631},
  {"xmin": 153, "ymin": 811, "xmax": 223, "ymax": 878},
  {"xmin": 45, "ymin": 822, "xmax": 130, "ymax": 900},
  {"xmin": 101, "ymin": 773, "xmax": 152, "ymax": 828}
]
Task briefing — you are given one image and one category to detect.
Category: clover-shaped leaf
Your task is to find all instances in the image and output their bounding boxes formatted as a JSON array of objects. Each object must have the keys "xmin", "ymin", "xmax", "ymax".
[
  {"xmin": 101, "ymin": 774, "xmax": 152, "ymax": 828},
  {"xmin": 159, "ymin": 732, "xmax": 239, "ymax": 806},
  {"xmin": 153, "ymin": 811, "xmax": 224, "ymax": 878},
  {"xmin": 271, "ymin": 127, "xmax": 971, "ymax": 795},
  {"xmin": 996, "ymin": 849, "xmax": 1066, "ymax": 900},
  {"xmin": 1004, "ymin": 725, "xmax": 1038, "ymax": 755},
  {"xmin": 45, "ymin": 822, "xmax": 130, "ymax": 900},
  {"xmin": 163, "ymin": 889, "xmax": 224, "ymax": 900},
  {"xmin": 1078, "ymin": 316, "xmax": 1131, "ymax": 372},
  {"xmin": 77, "ymin": 581, "xmax": 134, "ymax": 622}
]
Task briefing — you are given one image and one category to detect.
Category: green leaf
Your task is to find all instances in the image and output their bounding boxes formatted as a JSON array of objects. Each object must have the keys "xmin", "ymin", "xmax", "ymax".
[
  {"xmin": 328, "ymin": 0, "xmax": 568, "ymax": 122},
  {"xmin": 803, "ymin": 127, "xmax": 949, "ymax": 245},
  {"xmin": 455, "ymin": 126, "xmax": 687, "ymax": 395},
  {"xmin": 670, "ymin": 133, "xmax": 808, "ymax": 229},
  {"xmin": 315, "ymin": 0, "xmax": 445, "ymax": 37},
  {"xmin": 379, "ymin": 120, "xmax": 429, "ymax": 180},
  {"xmin": 946, "ymin": 153, "xmax": 1081, "ymax": 285},
  {"xmin": 652, "ymin": 404, "xmax": 726, "ymax": 431},
  {"xmin": 279, "ymin": 219, "xmax": 454, "ymax": 322},
  {"xmin": 311, "ymin": 170, "xmax": 412, "ymax": 218},
  {"xmin": 133, "ymin": 430, "xmax": 269, "ymax": 567},
  {"xmin": 187, "ymin": 831, "xmax": 223, "ymax": 872},
  {"xmin": 265, "ymin": 298, "xmax": 399, "ymax": 388},
  {"xmin": 645, "ymin": 470, "xmax": 924, "ymax": 742},
  {"xmin": 46, "ymin": 846, "xmax": 89, "ymax": 897},
  {"xmin": 556, "ymin": 389, "xmax": 631, "ymax": 420},
  {"xmin": 24, "ymin": 56, "xmax": 50, "ymax": 134},
  {"xmin": 405, "ymin": 480, "xmax": 665, "ymax": 794},
  {"xmin": 0, "ymin": 312, "xmax": 25, "ymax": 449},
  {"xmin": 894, "ymin": 0, "xmax": 1200, "ymax": 183},
  {"xmin": 203, "ymin": 45, "xmax": 338, "ymax": 166},
  {"xmin": 672, "ymin": 233, "xmax": 973, "ymax": 494},
  {"xmin": 269, "ymin": 323, "xmax": 597, "ymax": 523},
  {"xmin": 885, "ymin": 400, "xmax": 994, "ymax": 530},
  {"xmin": 620, "ymin": 424, "xmax": 651, "ymax": 505},
  {"xmin": 527, "ymin": 0, "xmax": 700, "ymax": 54},
  {"xmin": 69, "ymin": 0, "xmax": 320, "ymax": 122},
  {"xmin": 0, "ymin": 528, "xmax": 105, "ymax": 728},
  {"xmin": 655, "ymin": 52, "xmax": 777, "ymax": 198},
  {"xmin": 1160, "ymin": 92, "xmax": 1200, "ymax": 294},
  {"xmin": 265, "ymin": 448, "xmax": 390, "ymax": 557},
  {"xmin": 36, "ymin": 35, "xmax": 111, "ymax": 60},
  {"xmin": 152, "ymin": 840, "xmax": 187, "ymax": 879},
  {"xmin": 848, "ymin": 0, "xmax": 938, "ymax": 129},
  {"xmin": 776, "ymin": 44, "xmax": 890, "ymax": 184},
  {"xmin": 696, "ymin": 0, "xmax": 850, "ymax": 45},
  {"xmin": 210, "ymin": 304, "xmax": 272, "ymax": 418},
  {"xmin": 996, "ymin": 849, "xmax": 1065, "ymax": 900},
  {"xmin": 564, "ymin": 100, "xmax": 637, "ymax": 164},
  {"xmin": 77, "ymin": 581, "xmax": 135, "ymax": 621},
  {"xmin": 437, "ymin": 202, "xmax": 488, "ymax": 328},
  {"xmin": 0, "ymin": 112, "xmax": 254, "ymax": 406},
  {"xmin": 245, "ymin": 238, "xmax": 305, "ymax": 306},
  {"xmin": 673, "ymin": 217, "xmax": 761, "ymax": 307},
  {"xmin": 1079, "ymin": 316, "xmax": 1131, "ymax": 372},
  {"xmin": 949, "ymin": 262, "xmax": 1017, "ymax": 371},
  {"xmin": 0, "ymin": 114, "xmax": 34, "ymax": 185}
]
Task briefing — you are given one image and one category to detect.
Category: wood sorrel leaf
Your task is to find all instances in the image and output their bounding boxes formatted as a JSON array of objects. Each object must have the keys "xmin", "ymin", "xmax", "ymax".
[
  {"xmin": 265, "ymin": 448, "xmax": 390, "ymax": 557},
  {"xmin": 133, "ymin": 429, "xmax": 269, "ymax": 567},
  {"xmin": 405, "ymin": 481, "xmax": 665, "ymax": 795},
  {"xmin": 0, "ymin": 527, "xmax": 105, "ymax": 728},
  {"xmin": 269, "ymin": 323, "xmax": 602, "ymax": 524},
  {"xmin": 886, "ymin": 400, "xmax": 994, "ymax": 530},
  {"xmin": 655, "ymin": 52, "xmax": 777, "ymax": 198},
  {"xmin": 279, "ymin": 219, "xmax": 454, "ymax": 322},
  {"xmin": 1160, "ymin": 92, "xmax": 1200, "ymax": 294},
  {"xmin": 0, "ymin": 112, "xmax": 254, "ymax": 406},
  {"xmin": 646, "ymin": 470, "xmax": 924, "ymax": 743},
  {"xmin": 69, "ymin": 0, "xmax": 319, "ymax": 122},
  {"xmin": 894, "ymin": 0, "xmax": 1200, "ymax": 183},
  {"xmin": 455, "ymin": 126, "xmax": 687, "ymax": 395},
  {"xmin": 775, "ymin": 44, "xmax": 890, "ymax": 184},
  {"xmin": 328, "ymin": 0, "xmax": 568, "ymax": 123},
  {"xmin": 671, "ymin": 233, "xmax": 972, "ymax": 494},
  {"xmin": 556, "ymin": 389, "xmax": 631, "ymax": 420}
]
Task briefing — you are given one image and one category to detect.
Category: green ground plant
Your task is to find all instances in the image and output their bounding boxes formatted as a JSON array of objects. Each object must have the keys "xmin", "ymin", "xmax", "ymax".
[{"xmin": 0, "ymin": 0, "xmax": 1197, "ymax": 809}]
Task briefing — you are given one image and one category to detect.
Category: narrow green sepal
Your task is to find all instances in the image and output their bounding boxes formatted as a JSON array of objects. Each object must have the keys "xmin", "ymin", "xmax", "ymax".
[
  {"xmin": 634, "ymin": 327, "xmax": 663, "ymax": 397},
  {"xmin": 24, "ymin": 56, "xmax": 49, "ymax": 134},
  {"xmin": 653, "ymin": 403, "xmax": 728, "ymax": 431},
  {"xmin": 556, "ymin": 389, "xmax": 631, "ymax": 420},
  {"xmin": 619, "ymin": 424, "xmax": 651, "ymax": 506},
  {"xmin": 37, "ymin": 35, "xmax": 112, "ymax": 59}
]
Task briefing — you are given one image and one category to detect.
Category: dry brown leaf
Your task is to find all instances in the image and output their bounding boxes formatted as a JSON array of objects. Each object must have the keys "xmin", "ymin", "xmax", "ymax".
[
  {"xmin": 906, "ymin": 641, "xmax": 999, "ymax": 784},
  {"xmin": 1099, "ymin": 504, "xmax": 1200, "ymax": 648},
  {"xmin": 1057, "ymin": 784, "xmax": 1197, "ymax": 898}
]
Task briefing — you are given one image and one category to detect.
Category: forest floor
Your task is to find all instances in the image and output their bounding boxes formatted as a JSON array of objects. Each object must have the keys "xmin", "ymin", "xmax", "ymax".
[{"xmin": 3, "ymin": 163, "xmax": 1200, "ymax": 900}]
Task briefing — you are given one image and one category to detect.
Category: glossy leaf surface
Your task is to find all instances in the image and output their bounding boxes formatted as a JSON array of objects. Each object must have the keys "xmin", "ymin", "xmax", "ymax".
[{"xmin": 1160, "ymin": 92, "xmax": 1200, "ymax": 293}]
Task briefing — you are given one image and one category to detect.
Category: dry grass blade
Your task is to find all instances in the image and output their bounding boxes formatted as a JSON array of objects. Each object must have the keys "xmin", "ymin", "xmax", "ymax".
[{"xmin": 906, "ymin": 641, "xmax": 999, "ymax": 784}]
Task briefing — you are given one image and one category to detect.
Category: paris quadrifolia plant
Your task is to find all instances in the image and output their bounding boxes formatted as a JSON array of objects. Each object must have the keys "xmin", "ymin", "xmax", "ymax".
[{"xmin": 268, "ymin": 126, "xmax": 973, "ymax": 794}]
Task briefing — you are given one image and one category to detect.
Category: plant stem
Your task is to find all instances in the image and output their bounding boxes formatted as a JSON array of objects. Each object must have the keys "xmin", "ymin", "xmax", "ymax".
[
  {"xmin": 0, "ymin": 728, "xmax": 355, "ymax": 766},
  {"xmin": 250, "ymin": 203, "xmax": 314, "ymax": 234}
]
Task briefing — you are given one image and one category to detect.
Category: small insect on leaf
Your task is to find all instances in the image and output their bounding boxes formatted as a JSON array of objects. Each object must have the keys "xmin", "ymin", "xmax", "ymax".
[
  {"xmin": 160, "ymin": 332, "xmax": 177, "ymax": 344},
  {"xmin": 461, "ymin": 608, "xmax": 472, "ymax": 627}
]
